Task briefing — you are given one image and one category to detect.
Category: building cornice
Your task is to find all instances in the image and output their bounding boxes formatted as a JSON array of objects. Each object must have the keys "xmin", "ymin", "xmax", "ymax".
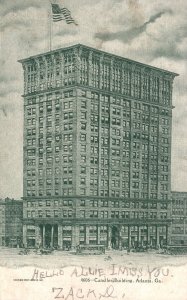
[{"xmin": 18, "ymin": 43, "xmax": 179, "ymax": 78}]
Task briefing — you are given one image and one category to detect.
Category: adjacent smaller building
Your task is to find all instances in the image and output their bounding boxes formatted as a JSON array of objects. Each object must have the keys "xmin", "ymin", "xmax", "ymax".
[
  {"xmin": 171, "ymin": 191, "xmax": 187, "ymax": 245},
  {"xmin": 0, "ymin": 198, "xmax": 23, "ymax": 247}
]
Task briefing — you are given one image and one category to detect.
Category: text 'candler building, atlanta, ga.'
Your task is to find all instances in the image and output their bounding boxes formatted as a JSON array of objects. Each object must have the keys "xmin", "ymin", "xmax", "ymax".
[{"xmin": 19, "ymin": 44, "xmax": 178, "ymax": 250}]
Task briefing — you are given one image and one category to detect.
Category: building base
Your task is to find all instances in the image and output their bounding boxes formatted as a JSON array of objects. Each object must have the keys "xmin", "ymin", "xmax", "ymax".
[{"xmin": 23, "ymin": 223, "xmax": 169, "ymax": 250}]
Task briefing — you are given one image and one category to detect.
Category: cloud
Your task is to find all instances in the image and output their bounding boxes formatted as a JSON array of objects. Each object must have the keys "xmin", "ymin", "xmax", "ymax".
[
  {"xmin": 95, "ymin": 10, "xmax": 173, "ymax": 44},
  {"xmin": 0, "ymin": 80, "xmax": 21, "ymax": 97},
  {"xmin": 55, "ymin": 27, "xmax": 78, "ymax": 37},
  {"xmin": 0, "ymin": 19, "xmax": 31, "ymax": 32},
  {"xmin": 0, "ymin": 107, "xmax": 8, "ymax": 117},
  {"xmin": 127, "ymin": 0, "xmax": 145, "ymax": 26},
  {"xmin": 147, "ymin": 9, "xmax": 172, "ymax": 24},
  {"xmin": 0, "ymin": 0, "xmax": 42, "ymax": 17},
  {"xmin": 0, "ymin": 104, "xmax": 23, "ymax": 199}
]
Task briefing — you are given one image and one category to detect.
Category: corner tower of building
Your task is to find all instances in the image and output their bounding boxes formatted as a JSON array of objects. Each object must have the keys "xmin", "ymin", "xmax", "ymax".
[{"xmin": 19, "ymin": 44, "xmax": 178, "ymax": 249}]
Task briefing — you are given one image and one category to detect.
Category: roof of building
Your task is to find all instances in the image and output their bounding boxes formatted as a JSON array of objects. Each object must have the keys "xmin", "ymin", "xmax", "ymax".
[
  {"xmin": 172, "ymin": 191, "xmax": 187, "ymax": 195},
  {"xmin": 18, "ymin": 43, "xmax": 179, "ymax": 77},
  {"xmin": 0, "ymin": 198, "xmax": 23, "ymax": 205}
]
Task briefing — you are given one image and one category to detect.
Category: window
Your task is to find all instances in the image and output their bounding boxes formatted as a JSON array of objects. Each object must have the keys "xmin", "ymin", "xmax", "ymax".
[
  {"xmin": 80, "ymin": 90, "xmax": 86, "ymax": 97},
  {"xmin": 46, "ymin": 200, "xmax": 51, "ymax": 206},
  {"xmin": 91, "ymin": 136, "xmax": 99, "ymax": 143},
  {"xmin": 54, "ymin": 200, "xmax": 59, "ymax": 206},
  {"xmin": 64, "ymin": 123, "xmax": 73, "ymax": 131},
  {"xmin": 80, "ymin": 188, "xmax": 86, "ymax": 195},
  {"xmin": 63, "ymin": 210, "xmax": 73, "ymax": 218},
  {"xmin": 150, "ymin": 212, "xmax": 157, "ymax": 219},
  {"xmin": 100, "ymin": 211, "xmax": 108, "ymax": 218},
  {"xmin": 121, "ymin": 211, "xmax": 130, "ymax": 219},
  {"xmin": 122, "ymin": 201, "xmax": 130, "ymax": 208},
  {"xmin": 64, "ymin": 90, "xmax": 74, "ymax": 98},
  {"xmin": 81, "ymin": 155, "xmax": 86, "ymax": 163},
  {"xmin": 89, "ymin": 226, "xmax": 97, "ymax": 233},
  {"xmin": 80, "ymin": 177, "xmax": 86, "ymax": 185},
  {"xmin": 64, "ymin": 134, "xmax": 73, "ymax": 141},
  {"xmin": 90, "ymin": 200, "xmax": 98, "ymax": 207},
  {"xmin": 111, "ymin": 211, "xmax": 119, "ymax": 218},
  {"xmin": 46, "ymin": 101, "xmax": 52, "ymax": 112},
  {"xmin": 132, "ymin": 182, "xmax": 139, "ymax": 188},
  {"xmin": 112, "ymin": 118, "xmax": 121, "ymax": 126},
  {"xmin": 90, "ymin": 157, "xmax": 98, "ymax": 164},
  {"xmin": 55, "ymin": 146, "xmax": 60, "ymax": 152},
  {"xmin": 46, "ymin": 210, "xmax": 51, "ymax": 217},
  {"xmin": 81, "ymin": 112, "xmax": 87, "ymax": 120},
  {"xmin": 91, "ymin": 125, "xmax": 98, "ymax": 132},
  {"xmin": 90, "ymin": 210, "xmax": 98, "ymax": 218},
  {"xmin": 46, "ymin": 179, "xmax": 52, "ymax": 186},
  {"xmin": 80, "ymin": 199, "xmax": 85, "ymax": 207},
  {"xmin": 63, "ymin": 199, "xmax": 72, "ymax": 206},
  {"xmin": 132, "ymin": 172, "xmax": 139, "ymax": 179},
  {"xmin": 81, "ymin": 144, "xmax": 86, "ymax": 152},
  {"xmin": 38, "ymin": 210, "xmax": 43, "ymax": 217},
  {"xmin": 111, "ymin": 200, "xmax": 119, "ymax": 208},
  {"xmin": 133, "ymin": 162, "xmax": 140, "ymax": 169},
  {"xmin": 101, "ymin": 200, "xmax": 108, "ymax": 207},
  {"xmin": 81, "ymin": 100, "xmax": 87, "ymax": 108},
  {"xmin": 63, "ymin": 178, "xmax": 72, "ymax": 185},
  {"xmin": 90, "ymin": 178, "xmax": 98, "ymax": 186},
  {"xmin": 81, "ymin": 123, "xmax": 86, "ymax": 130},
  {"xmin": 38, "ymin": 200, "xmax": 43, "ymax": 207},
  {"xmin": 80, "ymin": 134, "xmax": 86, "ymax": 141},
  {"xmin": 160, "ymin": 202, "xmax": 167, "ymax": 209},
  {"xmin": 64, "ymin": 111, "xmax": 73, "ymax": 119},
  {"xmin": 80, "ymin": 210, "xmax": 85, "ymax": 218},
  {"xmin": 100, "ymin": 225, "xmax": 108, "ymax": 233},
  {"xmin": 46, "ymin": 168, "xmax": 52, "ymax": 176},
  {"xmin": 54, "ymin": 210, "xmax": 58, "ymax": 217},
  {"xmin": 81, "ymin": 166, "xmax": 86, "ymax": 174}
]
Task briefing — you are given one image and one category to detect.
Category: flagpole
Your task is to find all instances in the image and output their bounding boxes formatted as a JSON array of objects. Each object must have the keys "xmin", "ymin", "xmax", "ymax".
[
  {"xmin": 49, "ymin": 2, "xmax": 53, "ymax": 51},
  {"xmin": 48, "ymin": 1, "xmax": 77, "ymax": 52}
]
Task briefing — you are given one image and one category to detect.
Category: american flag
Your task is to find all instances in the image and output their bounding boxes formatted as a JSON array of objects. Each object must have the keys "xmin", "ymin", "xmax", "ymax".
[{"xmin": 51, "ymin": 3, "xmax": 78, "ymax": 25}]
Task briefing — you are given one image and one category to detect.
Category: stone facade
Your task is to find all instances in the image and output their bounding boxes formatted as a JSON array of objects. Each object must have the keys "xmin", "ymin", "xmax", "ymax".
[{"xmin": 19, "ymin": 44, "xmax": 178, "ymax": 249}]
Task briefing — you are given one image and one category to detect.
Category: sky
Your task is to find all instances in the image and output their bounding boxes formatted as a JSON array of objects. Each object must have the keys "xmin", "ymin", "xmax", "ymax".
[{"xmin": 0, "ymin": 0, "xmax": 187, "ymax": 199}]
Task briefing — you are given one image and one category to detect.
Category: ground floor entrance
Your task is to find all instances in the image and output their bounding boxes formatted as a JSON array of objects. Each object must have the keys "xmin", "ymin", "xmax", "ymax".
[
  {"xmin": 40, "ymin": 224, "xmax": 58, "ymax": 248},
  {"xmin": 23, "ymin": 224, "xmax": 169, "ymax": 249}
]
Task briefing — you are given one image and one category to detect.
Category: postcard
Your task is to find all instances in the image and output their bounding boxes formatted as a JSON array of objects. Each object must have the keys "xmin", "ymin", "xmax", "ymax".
[{"xmin": 0, "ymin": 1, "xmax": 187, "ymax": 299}]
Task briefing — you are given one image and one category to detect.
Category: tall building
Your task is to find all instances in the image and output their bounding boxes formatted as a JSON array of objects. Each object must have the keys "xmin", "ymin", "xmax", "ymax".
[
  {"xmin": 171, "ymin": 191, "xmax": 187, "ymax": 245},
  {"xmin": 0, "ymin": 198, "xmax": 23, "ymax": 247},
  {"xmin": 19, "ymin": 44, "xmax": 178, "ymax": 249}
]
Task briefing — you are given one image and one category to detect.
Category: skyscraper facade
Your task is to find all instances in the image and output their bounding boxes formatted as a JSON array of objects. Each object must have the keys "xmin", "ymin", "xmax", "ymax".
[{"xmin": 19, "ymin": 44, "xmax": 178, "ymax": 249}]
